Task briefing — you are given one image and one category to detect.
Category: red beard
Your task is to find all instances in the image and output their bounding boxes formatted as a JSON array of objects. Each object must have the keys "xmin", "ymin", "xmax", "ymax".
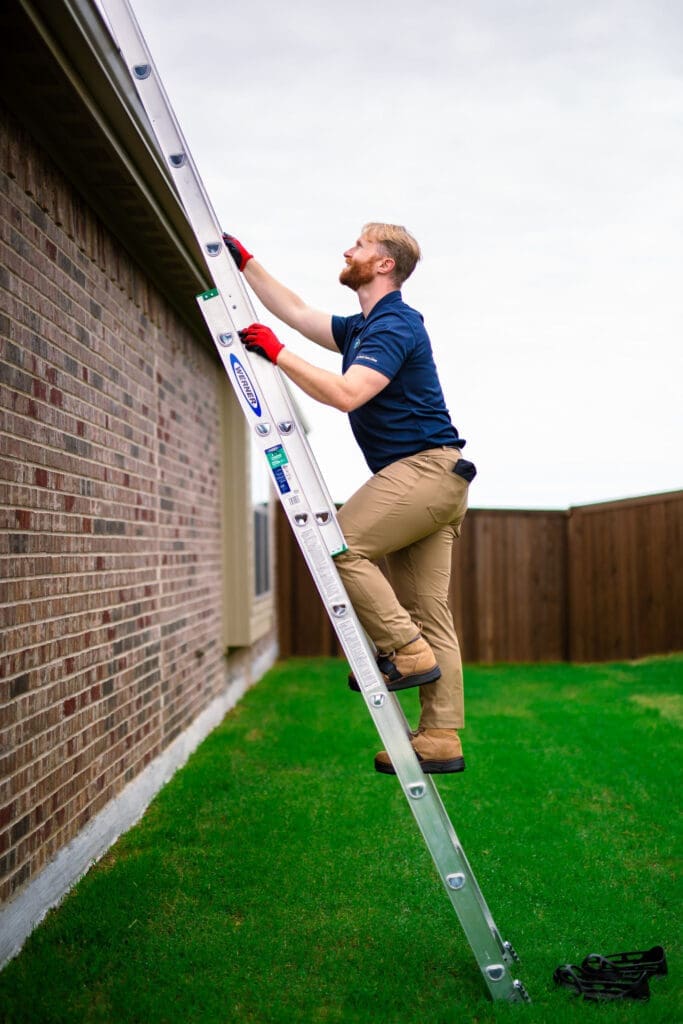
[{"xmin": 339, "ymin": 257, "xmax": 377, "ymax": 291}]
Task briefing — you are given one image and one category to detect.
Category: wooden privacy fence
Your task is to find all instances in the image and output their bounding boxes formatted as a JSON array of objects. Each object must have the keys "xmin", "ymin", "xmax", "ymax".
[{"xmin": 276, "ymin": 490, "xmax": 683, "ymax": 663}]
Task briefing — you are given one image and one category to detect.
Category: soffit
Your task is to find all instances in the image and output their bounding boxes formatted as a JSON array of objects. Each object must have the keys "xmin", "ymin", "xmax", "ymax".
[{"xmin": 0, "ymin": 0, "xmax": 211, "ymax": 341}]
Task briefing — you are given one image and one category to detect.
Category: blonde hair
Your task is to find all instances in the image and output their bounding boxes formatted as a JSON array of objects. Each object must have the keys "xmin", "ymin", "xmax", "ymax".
[{"xmin": 362, "ymin": 222, "xmax": 421, "ymax": 286}]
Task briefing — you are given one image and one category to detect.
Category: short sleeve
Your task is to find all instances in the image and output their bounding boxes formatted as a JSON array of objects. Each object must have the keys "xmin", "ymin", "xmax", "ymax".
[
  {"xmin": 349, "ymin": 314, "xmax": 412, "ymax": 380},
  {"xmin": 331, "ymin": 315, "xmax": 349, "ymax": 353}
]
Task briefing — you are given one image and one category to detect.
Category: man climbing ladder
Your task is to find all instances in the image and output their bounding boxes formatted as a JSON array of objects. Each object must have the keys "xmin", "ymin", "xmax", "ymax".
[
  {"xmin": 228, "ymin": 224, "xmax": 476, "ymax": 775},
  {"xmin": 103, "ymin": 0, "xmax": 528, "ymax": 1001}
]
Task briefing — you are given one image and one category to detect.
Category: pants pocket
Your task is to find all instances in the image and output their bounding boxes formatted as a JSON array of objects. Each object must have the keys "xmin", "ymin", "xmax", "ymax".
[{"xmin": 427, "ymin": 472, "xmax": 470, "ymax": 527}]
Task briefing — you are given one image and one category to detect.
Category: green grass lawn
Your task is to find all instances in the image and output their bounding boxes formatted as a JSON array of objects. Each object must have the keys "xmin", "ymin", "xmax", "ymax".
[{"xmin": 1, "ymin": 656, "xmax": 681, "ymax": 1024}]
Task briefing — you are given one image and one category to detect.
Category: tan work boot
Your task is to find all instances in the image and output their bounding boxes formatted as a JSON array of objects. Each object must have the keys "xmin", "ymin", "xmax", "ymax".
[
  {"xmin": 348, "ymin": 635, "xmax": 441, "ymax": 692},
  {"xmin": 374, "ymin": 727, "xmax": 465, "ymax": 775}
]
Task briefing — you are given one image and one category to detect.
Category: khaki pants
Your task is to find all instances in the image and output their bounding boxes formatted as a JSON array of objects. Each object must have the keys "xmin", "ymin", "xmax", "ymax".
[{"xmin": 335, "ymin": 447, "xmax": 470, "ymax": 729}]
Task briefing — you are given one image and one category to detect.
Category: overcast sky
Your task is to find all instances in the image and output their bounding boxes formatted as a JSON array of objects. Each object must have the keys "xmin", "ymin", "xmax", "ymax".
[{"xmin": 104, "ymin": 0, "xmax": 682, "ymax": 508}]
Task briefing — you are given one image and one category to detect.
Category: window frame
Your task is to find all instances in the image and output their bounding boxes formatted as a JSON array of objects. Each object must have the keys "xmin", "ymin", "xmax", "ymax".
[{"xmin": 219, "ymin": 382, "xmax": 275, "ymax": 648}]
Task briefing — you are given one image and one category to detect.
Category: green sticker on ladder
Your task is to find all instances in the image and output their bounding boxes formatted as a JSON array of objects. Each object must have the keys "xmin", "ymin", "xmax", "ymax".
[
  {"xmin": 265, "ymin": 445, "xmax": 288, "ymax": 470},
  {"xmin": 265, "ymin": 445, "xmax": 291, "ymax": 494}
]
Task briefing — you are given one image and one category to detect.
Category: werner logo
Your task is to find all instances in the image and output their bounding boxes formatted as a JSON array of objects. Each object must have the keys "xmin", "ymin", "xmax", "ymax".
[{"xmin": 230, "ymin": 354, "xmax": 261, "ymax": 416}]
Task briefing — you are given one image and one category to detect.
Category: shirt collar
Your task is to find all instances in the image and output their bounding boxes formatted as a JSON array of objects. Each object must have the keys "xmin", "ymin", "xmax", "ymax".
[{"xmin": 363, "ymin": 290, "xmax": 402, "ymax": 322}]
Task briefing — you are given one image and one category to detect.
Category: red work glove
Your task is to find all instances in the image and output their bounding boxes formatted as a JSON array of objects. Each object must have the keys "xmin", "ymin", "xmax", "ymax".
[
  {"xmin": 222, "ymin": 233, "xmax": 253, "ymax": 270},
  {"xmin": 239, "ymin": 323, "xmax": 285, "ymax": 364}
]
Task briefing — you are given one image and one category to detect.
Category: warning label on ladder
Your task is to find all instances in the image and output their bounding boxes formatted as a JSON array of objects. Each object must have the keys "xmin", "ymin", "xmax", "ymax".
[{"xmin": 265, "ymin": 444, "xmax": 291, "ymax": 494}]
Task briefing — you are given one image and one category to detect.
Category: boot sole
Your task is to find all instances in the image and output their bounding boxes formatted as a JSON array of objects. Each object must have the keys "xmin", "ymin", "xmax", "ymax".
[
  {"xmin": 348, "ymin": 665, "xmax": 441, "ymax": 693},
  {"xmin": 374, "ymin": 756, "xmax": 466, "ymax": 775}
]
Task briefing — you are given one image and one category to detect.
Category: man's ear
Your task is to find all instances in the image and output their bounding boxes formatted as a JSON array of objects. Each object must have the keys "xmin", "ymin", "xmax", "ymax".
[{"xmin": 377, "ymin": 256, "xmax": 396, "ymax": 277}]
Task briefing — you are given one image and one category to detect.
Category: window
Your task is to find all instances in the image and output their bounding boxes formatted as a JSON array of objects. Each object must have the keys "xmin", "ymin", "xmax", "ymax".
[
  {"xmin": 220, "ymin": 383, "xmax": 275, "ymax": 647},
  {"xmin": 251, "ymin": 435, "xmax": 271, "ymax": 598}
]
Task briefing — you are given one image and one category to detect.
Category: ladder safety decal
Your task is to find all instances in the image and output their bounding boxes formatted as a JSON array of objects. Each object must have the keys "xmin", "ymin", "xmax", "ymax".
[
  {"xmin": 336, "ymin": 619, "xmax": 382, "ymax": 693},
  {"xmin": 265, "ymin": 445, "xmax": 292, "ymax": 495}
]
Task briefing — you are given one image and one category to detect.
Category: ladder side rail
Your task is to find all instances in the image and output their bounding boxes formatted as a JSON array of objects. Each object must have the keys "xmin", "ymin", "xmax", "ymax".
[
  {"xmin": 198, "ymin": 292, "xmax": 346, "ymax": 554},
  {"xmin": 384, "ymin": 697, "xmax": 508, "ymax": 948},
  {"xmin": 267, "ymin": 372, "xmax": 345, "ymax": 529},
  {"xmin": 103, "ymin": 1, "xmax": 252, "ymax": 309},
  {"xmin": 104, "ymin": 0, "xmax": 342, "ymax": 547},
  {"xmin": 102, "ymin": 0, "xmax": 528, "ymax": 1003},
  {"xmin": 198, "ymin": 258, "xmax": 341, "ymax": 537},
  {"xmin": 407, "ymin": 787, "xmax": 522, "ymax": 999},
  {"xmin": 235, "ymin": 338, "xmax": 345, "ymax": 550},
  {"xmin": 185, "ymin": 293, "xmax": 323, "ymax": 543},
  {"xmin": 383, "ymin": 698, "xmax": 523, "ymax": 999},
  {"xmin": 200, "ymin": 278, "xmax": 520, "ymax": 997},
  {"xmin": 245, "ymin": 463, "xmax": 520, "ymax": 995},
  {"xmin": 200, "ymin": 293, "xmax": 526, "ymax": 1001},
  {"xmin": 197, "ymin": 289, "xmax": 523, "ymax": 999},
  {"xmin": 297, "ymin": 555, "xmax": 524, "ymax": 1002}
]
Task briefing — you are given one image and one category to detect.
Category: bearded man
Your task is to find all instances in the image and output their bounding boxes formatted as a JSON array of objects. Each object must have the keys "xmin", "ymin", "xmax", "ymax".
[{"xmin": 226, "ymin": 223, "xmax": 476, "ymax": 775}]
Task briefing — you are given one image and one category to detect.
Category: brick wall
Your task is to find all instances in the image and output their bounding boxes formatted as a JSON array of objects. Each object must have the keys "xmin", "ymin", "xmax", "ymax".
[{"xmin": 0, "ymin": 106, "xmax": 267, "ymax": 905}]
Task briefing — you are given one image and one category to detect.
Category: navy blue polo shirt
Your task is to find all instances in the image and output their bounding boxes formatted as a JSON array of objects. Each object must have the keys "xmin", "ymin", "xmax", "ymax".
[{"xmin": 331, "ymin": 291, "xmax": 464, "ymax": 473}]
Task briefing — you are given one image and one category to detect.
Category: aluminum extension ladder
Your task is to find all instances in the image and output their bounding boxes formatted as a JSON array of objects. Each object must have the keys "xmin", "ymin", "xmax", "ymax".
[{"xmin": 101, "ymin": 0, "xmax": 529, "ymax": 1004}]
